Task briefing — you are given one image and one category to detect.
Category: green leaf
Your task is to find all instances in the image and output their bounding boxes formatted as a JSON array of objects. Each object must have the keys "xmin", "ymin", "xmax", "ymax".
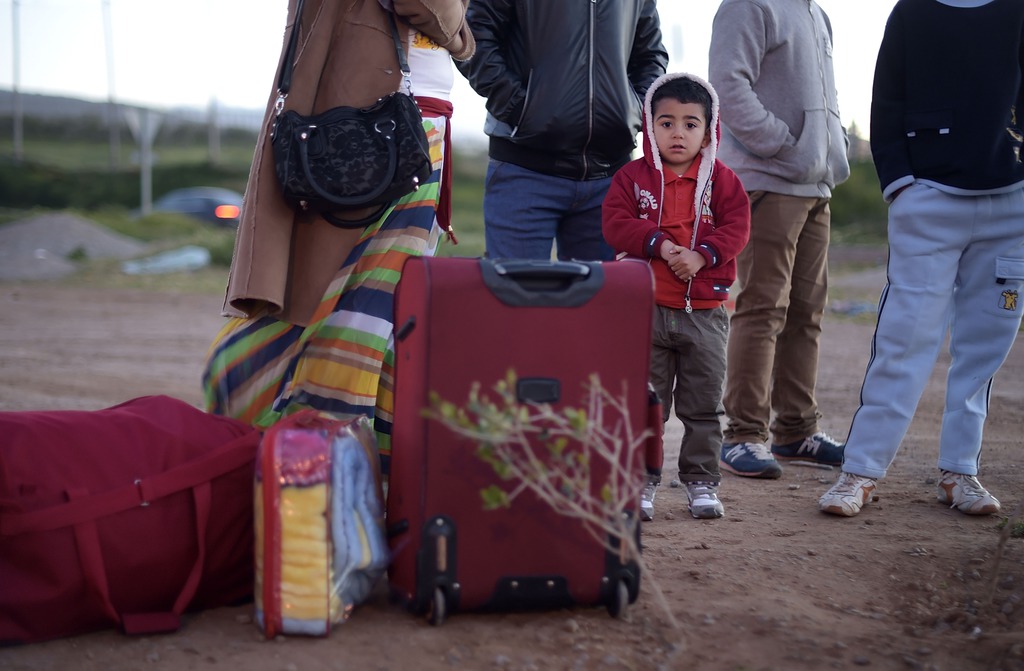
[
  {"xmin": 480, "ymin": 485, "xmax": 510, "ymax": 510},
  {"xmin": 549, "ymin": 437, "xmax": 568, "ymax": 456},
  {"xmin": 568, "ymin": 409, "xmax": 588, "ymax": 432}
]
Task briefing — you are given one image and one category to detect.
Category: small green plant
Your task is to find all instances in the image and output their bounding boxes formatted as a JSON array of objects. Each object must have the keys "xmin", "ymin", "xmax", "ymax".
[
  {"xmin": 429, "ymin": 371, "xmax": 642, "ymax": 529},
  {"xmin": 995, "ymin": 515, "xmax": 1024, "ymax": 539},
  {"xmin": 426, "ymin": 371, "xmax": 682, "ymax": 634},
  {"xmin": 66, "ymin": 246, "xmax": 88, "ymax": 262},
  {"xmin": 985, "ymin": 504, "xmax": 1024, "ymax": 608}
]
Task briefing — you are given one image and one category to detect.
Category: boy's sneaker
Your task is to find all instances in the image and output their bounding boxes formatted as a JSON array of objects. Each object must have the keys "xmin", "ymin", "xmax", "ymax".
[
  {"xmin": 720, "ymin": 442, "xmax": 782, "ymax": 479},
  {"xmin": 819, "ymin": 471, "xmax": 877, "ymax": 517},
  {"xmin": 686, "ymin": 482, "xmax": 725, "ymax": 519},
  {"xmin": 771, "ymin": 432, "xmax": 844, "ymax": 466},
  {"xmin": 937, "ymin": 471, "xmax": 1001, "ymax": 515},
  {"xmin": 639, "ymin": 477, "xmax": 658, "ymax": 522}
]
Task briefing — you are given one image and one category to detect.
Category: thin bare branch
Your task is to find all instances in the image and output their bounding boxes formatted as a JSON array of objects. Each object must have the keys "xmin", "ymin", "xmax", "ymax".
[{"xmin": 425, "ymin": 372, "xmax": 683, "ymax": 634}]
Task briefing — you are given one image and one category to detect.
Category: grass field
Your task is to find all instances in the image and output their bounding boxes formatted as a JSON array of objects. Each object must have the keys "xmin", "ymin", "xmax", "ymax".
[
  {"xmin": 0, "ymin": 139, "xmax": 259, "ymax": 173},
  {"xmin": 1, "ymin": 129, "xmax": 888, "ymax": 294}
]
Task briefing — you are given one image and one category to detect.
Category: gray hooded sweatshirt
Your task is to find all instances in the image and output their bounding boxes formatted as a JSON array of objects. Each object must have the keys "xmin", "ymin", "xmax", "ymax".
[{"xmin": 709, "ymin": 0, "xmax": 851, "ymax": 198}]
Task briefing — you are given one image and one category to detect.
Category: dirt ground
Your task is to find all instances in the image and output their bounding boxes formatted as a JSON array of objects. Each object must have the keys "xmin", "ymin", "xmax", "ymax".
[{"xmin": 1, "ymin": 248, "xmax": 1022, "ymax": 671}]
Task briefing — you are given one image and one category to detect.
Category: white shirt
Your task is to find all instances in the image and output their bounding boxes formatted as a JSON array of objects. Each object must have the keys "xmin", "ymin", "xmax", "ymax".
[{"xmin": 407, "ymin": 32, "xmax": 454, "ymax": 101}]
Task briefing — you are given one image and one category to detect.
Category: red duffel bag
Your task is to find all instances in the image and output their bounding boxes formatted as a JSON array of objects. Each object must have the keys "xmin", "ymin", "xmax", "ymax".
[{"xmin": 0, "ymin": 395, "xmax": 261, "ymax": 644}]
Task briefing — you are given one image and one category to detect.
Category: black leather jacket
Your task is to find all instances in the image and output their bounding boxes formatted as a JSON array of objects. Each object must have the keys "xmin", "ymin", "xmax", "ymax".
[{"xmin": 455, "ymin": 0, "xmax": 668, "ymax": 180}]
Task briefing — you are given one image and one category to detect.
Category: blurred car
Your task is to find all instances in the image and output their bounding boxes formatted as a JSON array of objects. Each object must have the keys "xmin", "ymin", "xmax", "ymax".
[{"xmin": 152, "ymin": 187, "xmax": 243, "ymax": 228}]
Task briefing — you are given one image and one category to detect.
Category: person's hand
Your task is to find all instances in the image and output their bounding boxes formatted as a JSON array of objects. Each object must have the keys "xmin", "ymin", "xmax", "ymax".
[
  {"xmin": 662, "ymin": 243, "xmax": 690, "ymax": 278},
  {"xmin": 659, "ymin": 239, "xmax": 678, "ymax": 261},
  {"xmin": 667, "ymin": 248, "xmax": 706, "ymax": 281}
]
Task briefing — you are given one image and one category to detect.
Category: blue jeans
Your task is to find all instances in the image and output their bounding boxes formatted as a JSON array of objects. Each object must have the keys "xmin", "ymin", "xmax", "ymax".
[{"xmin": 483, "ymin": 160, "xmax": 615, "ymax": 261}]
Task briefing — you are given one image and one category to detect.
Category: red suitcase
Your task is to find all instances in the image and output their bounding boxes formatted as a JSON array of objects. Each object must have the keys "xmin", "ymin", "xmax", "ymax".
[{"xmin": 387, "ymin": 257, "xmax": 655, "ymax": 624}]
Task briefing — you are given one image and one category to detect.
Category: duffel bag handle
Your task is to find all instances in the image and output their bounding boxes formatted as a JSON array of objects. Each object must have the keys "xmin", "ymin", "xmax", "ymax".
[
  {"xmin": 69, "ymin": 483, "xmax": 213, "ymax": 635},
  {"xmin": 0, "ymin": 431, "xmax": 258, "ymax": 636}
]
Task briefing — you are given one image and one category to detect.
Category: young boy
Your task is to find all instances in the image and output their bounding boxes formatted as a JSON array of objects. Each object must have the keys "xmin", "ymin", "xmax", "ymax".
[
  {"xmin": 603, "ymin": 73, "xmax": 750, "ymax": 520},
  {"xmin": 818, "ymin": 0, "xmax": 1024, "ymax": 517}
]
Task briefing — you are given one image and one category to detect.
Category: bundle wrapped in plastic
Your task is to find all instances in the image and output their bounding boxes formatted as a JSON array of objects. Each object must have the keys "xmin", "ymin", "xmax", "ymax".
[{"xmin": 254, "ymin": 410, "xmax": 387, "ymax": 637}]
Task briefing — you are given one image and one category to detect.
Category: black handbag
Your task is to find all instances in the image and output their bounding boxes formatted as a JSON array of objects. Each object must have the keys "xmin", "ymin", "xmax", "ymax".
[{"xmin": 271, "ymin": 2, "xmax": 431, "ymax": 228}]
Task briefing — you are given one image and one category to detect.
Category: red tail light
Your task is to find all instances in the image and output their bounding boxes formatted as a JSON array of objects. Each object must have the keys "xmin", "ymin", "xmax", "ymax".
[{"xmin": 215, "ymin": 205, "xmax": 241, "ymax": 219}]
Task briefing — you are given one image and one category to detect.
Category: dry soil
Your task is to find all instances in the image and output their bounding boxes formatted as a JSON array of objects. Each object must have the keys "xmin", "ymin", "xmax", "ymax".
[{"xmin": 0, "ymin": 245, "xmax": 1022, "ymax": 671}]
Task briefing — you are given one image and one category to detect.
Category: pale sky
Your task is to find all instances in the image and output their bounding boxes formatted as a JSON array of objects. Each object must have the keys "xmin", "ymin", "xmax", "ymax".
[{"xmin": 0, "ymin": 0, "xmax": 893, "ymax": 142}]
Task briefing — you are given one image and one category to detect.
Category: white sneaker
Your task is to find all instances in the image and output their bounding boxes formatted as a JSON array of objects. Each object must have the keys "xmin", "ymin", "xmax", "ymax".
[
  {"xmin": 819, "ymin": 471, "xmax": 877, "ymax": 517},
  {"xmin": 686, "ymin": 483, "xmax": 724, "ymax": 519},
  {"xmin": 937, "ymin": 471, "xmax": 1001, "ymax": 515},
  {"xmin": 640, "ymin": 479, "xmax": 658, "ymax": 522}
]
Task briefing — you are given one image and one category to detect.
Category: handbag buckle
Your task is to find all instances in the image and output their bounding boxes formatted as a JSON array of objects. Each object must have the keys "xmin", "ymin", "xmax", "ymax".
[
  {"xmin": 374, "ymin": 119, "xmax": 397, "ymax": 140},
  {"xmin": 274, "ymin": 93, "xmax": 286, "ymax": 116}
]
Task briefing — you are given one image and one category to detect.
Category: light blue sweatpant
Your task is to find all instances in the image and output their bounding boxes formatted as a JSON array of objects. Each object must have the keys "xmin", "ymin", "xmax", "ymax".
[{"xmin": 842, "ymin": 182, "xmax": 1024, "ymax": 479}]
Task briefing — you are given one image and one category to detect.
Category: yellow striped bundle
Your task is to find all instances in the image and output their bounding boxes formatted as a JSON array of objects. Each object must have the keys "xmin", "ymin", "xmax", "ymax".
[{"xmin": 254, "ymin": 411, "xmax": 387, "ymax": 637}]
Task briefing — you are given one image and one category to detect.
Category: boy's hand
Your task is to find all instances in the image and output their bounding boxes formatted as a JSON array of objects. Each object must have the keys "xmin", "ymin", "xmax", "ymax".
[
  {"xmin": 658, "ymin": 239, "xmax": 679, "ymax": 261},
  {"xmin": 666, "ymin": 248, "xmax": 706, "ymax": 281}
]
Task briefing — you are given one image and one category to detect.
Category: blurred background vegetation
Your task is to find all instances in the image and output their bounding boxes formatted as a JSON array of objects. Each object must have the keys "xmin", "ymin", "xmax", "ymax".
[{"xmin": 0, "ymin": 111, "xmax": 888, "ymax": 281}]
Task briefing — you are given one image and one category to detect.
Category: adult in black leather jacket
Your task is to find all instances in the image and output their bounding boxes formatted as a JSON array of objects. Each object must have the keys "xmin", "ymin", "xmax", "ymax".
[{"xmin": 456, "ymin": 0, "xmax": 668, "ymax": 261}]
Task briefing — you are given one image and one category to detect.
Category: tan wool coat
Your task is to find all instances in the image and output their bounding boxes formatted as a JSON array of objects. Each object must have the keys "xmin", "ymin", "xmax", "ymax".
[{"xmin": 224, "ymin": 0, "xmax": 474, "ymax": 326}]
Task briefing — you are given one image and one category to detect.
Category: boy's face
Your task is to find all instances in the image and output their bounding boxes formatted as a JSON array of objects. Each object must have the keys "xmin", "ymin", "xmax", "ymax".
[{"xmin": 652, "ymin": 98, "xmax": 710, "ymax": 175}]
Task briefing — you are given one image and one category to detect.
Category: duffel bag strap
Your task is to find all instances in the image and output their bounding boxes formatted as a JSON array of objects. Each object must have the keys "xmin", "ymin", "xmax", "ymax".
[
  {"xmin": 67, "ymin": 483, "xmax": 213, "ymax": 635},
  {"xmin": 0, "ymin": 431, "xmax": 258, "ymax": 536},
  {"xmin": 67, "ymin": 487, "xmax": 120, "ymax": 626}
]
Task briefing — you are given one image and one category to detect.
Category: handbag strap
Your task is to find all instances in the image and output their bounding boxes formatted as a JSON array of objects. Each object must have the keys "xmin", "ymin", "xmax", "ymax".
[
  {"xmin": 388, "ymin": 11, "xmax": 414, "ymax": 92},
  {"xmin": 275, "ymin": 0, "xmax": 305, "ymax": 99},
  {"xmin": 275, "ymin": 2, "xmax": 410, "ymax": 112}
]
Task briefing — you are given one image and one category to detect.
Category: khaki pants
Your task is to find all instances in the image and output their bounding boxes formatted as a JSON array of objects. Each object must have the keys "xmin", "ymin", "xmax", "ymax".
[
  {"xmin": 650, "ymin": 305, "xmax": 729, "ymax": 484},
  {"xmin": 723, "ymin": 191, "xmax": 831, "ymax": 446}
]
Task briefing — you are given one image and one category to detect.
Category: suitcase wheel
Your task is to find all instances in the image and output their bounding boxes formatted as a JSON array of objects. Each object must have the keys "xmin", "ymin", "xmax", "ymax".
[
  {"xmin": 427, "ymin": 586, "xmax": 447, "ymax": 626},
  {"xmin": 606, "ymin": 579, "xmax": 629, "ymax": 619}
]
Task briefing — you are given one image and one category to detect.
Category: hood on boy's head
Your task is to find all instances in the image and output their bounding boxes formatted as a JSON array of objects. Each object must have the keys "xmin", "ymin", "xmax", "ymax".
[{"xmin": 641, "ymin": 72, "xmax": 720, "ymax": 175}]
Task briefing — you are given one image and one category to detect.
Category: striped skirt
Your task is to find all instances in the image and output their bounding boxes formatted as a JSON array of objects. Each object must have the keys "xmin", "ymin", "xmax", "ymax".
[{"xmin": 202, "ymin": 117, "xmax": 447, "ymax": 461}]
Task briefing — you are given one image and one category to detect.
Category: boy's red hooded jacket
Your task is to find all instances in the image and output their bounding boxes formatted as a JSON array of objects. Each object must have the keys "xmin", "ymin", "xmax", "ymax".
[{"xmin": 602, "ymin": 72, "xmax": 750, "ymax": 308}]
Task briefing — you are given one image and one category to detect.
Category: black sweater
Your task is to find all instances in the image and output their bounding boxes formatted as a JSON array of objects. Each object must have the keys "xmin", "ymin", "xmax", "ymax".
[{"xmin": 870, "ymin": 0, "xmax": 1024, "ymax": 193}]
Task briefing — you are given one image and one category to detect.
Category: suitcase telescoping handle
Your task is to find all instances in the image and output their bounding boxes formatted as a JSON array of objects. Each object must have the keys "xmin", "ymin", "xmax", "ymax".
[{"xmin": 480, "ymin": 259, "xmax": 605, "ymax": 308}]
